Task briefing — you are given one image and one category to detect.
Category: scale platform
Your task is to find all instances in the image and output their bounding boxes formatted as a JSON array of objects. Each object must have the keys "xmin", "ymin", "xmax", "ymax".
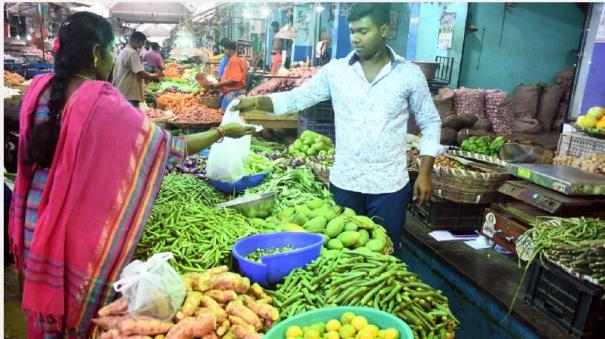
[{"xmin": 508, "ymin": 164, "xmax": 605, "ymax": 196}]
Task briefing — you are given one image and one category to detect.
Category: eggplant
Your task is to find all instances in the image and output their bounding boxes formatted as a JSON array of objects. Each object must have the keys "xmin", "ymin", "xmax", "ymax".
[
  {"xmin": 183, "ymin": 159, "xmax": 194, "ymax": 167},
  {"xmin": 195, "ymin": 173, "xmax": 207, "ymax": 180},
  {"xmin": 190, "ymin": 167, "xmax": 200, "ymax": 174},
  {"xmin": 166, "ymin": 164, "xmax": 174, "ymax": 172}
]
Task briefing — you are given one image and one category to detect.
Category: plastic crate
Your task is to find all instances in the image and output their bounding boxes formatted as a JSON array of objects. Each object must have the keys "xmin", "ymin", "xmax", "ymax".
[
  {"xmin": 557, "ymin": 132, "xmax": 605, "ymax": 158},
  {"xmin": 300, "ymin": 100, "xmax": 334, "ymax": 121},
  {"xmin": 298, "ymin": 116, "xmax": 335, "ymax": 142},
  {"xmin": 525, "ymin": 260, "xmax": 605, "ymax": 338},
  {"xmin": 408, "ymin": 196, "xmax": 488, "ymax": 231}
]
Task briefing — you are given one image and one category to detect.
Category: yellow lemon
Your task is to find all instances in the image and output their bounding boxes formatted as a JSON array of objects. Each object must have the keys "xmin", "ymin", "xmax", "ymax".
[
  {"xmin": 365, "ymin": 325, "xmax": 379, "ymax": 337},
  {"xmin": 304, "ymin": 328, "xmax": 321, "ymax": 339},
  {"xmin": 340, "ymin": 312, "xmax": 356, "ymax": 325},
  {"xmin": 356, "ymin": 328, "xmax": 375, "ymax": 339},
  {"xmin": 326, "ymin": 319, "xmax": 342, "ymax": 332},
  {"xmin": 378, "ymin": 330, "xmax": 387, "ymax": 339},
  {"xmin": 325, "ymin": 331, "xmax": 341, "ymax": 339},
  {"xmin": 312, "ymin": 323, "xmax": 326, "ymax": 335},
  {"xmin": 287, "ymin": 326, "xmax": 304, "ymax": 338},
  {"xmin": 383, "ymin": 328, "xmax": 400, "ymax": 339},
  {"xmin": 351, "ymin": 316, "xmax": 369, "ymax": 331},
  {"xmin": 339, "ymin": 324, "xmax": 357, "ymax": 339}
]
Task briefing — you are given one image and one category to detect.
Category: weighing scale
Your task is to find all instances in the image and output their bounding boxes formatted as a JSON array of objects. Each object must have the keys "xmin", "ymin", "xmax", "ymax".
[{"xmin": 508, "ymin": 164, "xmax": 605, "ymax": 196}]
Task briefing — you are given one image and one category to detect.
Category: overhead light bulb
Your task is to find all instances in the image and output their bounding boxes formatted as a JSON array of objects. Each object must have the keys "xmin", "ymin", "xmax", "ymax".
[
  {"xmin": 316, "ymin": 5, "xmax": 325, "ymax": 13},
  {"xmin": 261, "ymin": 7, "xmax": 270, "ymax": 17},
  {"xmin": 26, "ymin": 34, "xmax": 31, "ymax": 41}
]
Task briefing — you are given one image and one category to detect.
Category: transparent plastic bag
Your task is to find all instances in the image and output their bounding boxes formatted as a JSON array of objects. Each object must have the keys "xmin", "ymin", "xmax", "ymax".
[
  {"xmin": 113, "ymin": 252, "xmax": 185, "ymax": 321},
  {"xmin": 206, "ymin": 99, "xmax": 251, "ymax": 182}
]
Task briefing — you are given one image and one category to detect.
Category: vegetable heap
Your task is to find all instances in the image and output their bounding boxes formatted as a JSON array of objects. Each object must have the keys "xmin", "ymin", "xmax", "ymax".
[
  {"xmin": 270, "ymin": 250, "xmax": 458, "ymax": 339},
  {"xmin": 460, "ymin": 136, "xmax": 506, "ymax": 156},
  {"xmin": 518, "ymin": 217, "xmax": 605, "ymax": 287},
  {"xmin": 244, "ymin": 168, "xmax": 333, "ymax": 213},
  {"xmin": 93, "ymin": 267, "xmax": 279, "ymax": 339},
  {"xmin": 254, "ymin": 199, "xmax": 393, "ymax": 255},
  {"xmin": 137, "ymin": 174, "xmax": 273, "ymax": 272},
  {"xmin": 245, "ymin": 245, "xmax": 294, "ymax": 263},
  {"xmin": 244, "ymin": 154, "xmax": 274, "ymax": 175},
  {"xmin": 284, "ymin": 311, "xmax": 400, "ymax": 339},
  {"xmin": 288, "ymin": 131, "xmax": 335, "ymax": 160}
]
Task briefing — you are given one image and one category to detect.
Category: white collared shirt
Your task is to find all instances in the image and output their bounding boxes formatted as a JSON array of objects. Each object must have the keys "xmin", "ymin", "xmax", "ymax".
[{"xmin": 269, "ymin": 47, "xmax": 442, "ymax": 194}]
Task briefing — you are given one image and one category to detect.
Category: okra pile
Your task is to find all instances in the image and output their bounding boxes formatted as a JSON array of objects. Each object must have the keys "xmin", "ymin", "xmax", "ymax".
[{"xmin": 269, "ymin": 249, "xmax": 458, "ymax": 338}]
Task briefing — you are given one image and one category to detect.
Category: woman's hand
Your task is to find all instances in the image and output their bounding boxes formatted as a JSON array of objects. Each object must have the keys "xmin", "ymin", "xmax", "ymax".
[{"xmin": 220, "ymin": 123, "xmax": 256, "ymax": 138}]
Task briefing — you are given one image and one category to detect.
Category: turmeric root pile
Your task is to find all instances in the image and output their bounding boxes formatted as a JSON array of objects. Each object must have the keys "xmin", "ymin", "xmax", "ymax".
[{"xmin": 93, "ymin": 266, "xmax": 279, "ymax": 339}]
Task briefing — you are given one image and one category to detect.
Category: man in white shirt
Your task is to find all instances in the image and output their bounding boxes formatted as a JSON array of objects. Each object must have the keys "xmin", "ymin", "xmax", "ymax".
[{"xmin": 233, "ymin": 3, "xmax": 442, "ymax": 251}]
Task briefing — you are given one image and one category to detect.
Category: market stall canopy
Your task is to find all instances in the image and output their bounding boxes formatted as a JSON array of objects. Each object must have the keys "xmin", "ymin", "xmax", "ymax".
[
  {"xmin": 134, "ymin": 23, "xmax": 175, "ymax": 37},
  {"xmin": 108, "ymin": 2, "xmax": 192, "ymax": 23}
]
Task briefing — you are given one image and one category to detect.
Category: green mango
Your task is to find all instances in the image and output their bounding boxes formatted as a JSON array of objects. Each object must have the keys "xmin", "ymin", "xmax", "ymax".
[
  {"xmin": 303, "ymin": 216, "xmax": 328, "ymax": 232},
  {"xmin": 280, "ymin": 207, "xmax": 295, "ymax": 219},
  {"xmin": 338, "ymin": 231, "xmax": 361, "ymax": 247},
  {"xmin": 344, "ymin": 223, "xmax": 358, "ymax": 232},
  {"xmin": 309, "ymin": 206, "xmax": 335, "ymax": 220},
  {"xmin": 279, "ymin": 223, "xmax": 307, "ymax": 232},
  {"xmin": 295, "ymin": 205, "xmax": 312, "ymax": 215},
  {"xmin": 343, "ymin": 208, "xmax": 356, "ymax": 217},
  {"xmin": 266, "ymin": 216, "xmax": 280, "ymax": 225},
  {"xmin": 321, "ymin": 249, "xmax": 341, "ymax": 258},
  {"xmin": 353, "ymin": 247, "xmax": 373, "ymax": 255},
  {"xmin": 327, "ymin": 238, "xmax": 344, "ymax": 250},
  {"xmin": 365, "ymin": 238, "xmax": 386, "ymax": 252},
  {"xmin": 250, "ymin": 218, "xmax": 266, "ymax": 227},
  {"xmin": 307, "ymin": 199, "xmax": 325, "ymax": 210},
  {"xmin": 357, "ymin": 230, "xmax": 370, "ymax": 247},
  {"xmin": 353, "ymin": 215, "xmax": 376, "ymax": 229},
  {"xmin": 325, "ymin": 217, "xmax": 346, "ymax": 238},
  {"xmin": 292, "ymin": 212, "xmax": 309, "ymax": 226}
]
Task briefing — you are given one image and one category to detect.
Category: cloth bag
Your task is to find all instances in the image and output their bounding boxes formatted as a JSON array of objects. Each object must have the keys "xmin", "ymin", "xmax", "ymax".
[
  {"xmin": 113, "ymin": 252, "xmax": 185, "ymax": 321},
  {"xmin": 206, "ymin": 99, "xmax": 251, "ymax": 182}
]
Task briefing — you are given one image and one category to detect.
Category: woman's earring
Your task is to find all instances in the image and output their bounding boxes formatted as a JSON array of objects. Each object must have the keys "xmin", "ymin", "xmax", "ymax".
[{"xmin": 94, "ymin": 56, "xmax": 98, "ymax": 67}]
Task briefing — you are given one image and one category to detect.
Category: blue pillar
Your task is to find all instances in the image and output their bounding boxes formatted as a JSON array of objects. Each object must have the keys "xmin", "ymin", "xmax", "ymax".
[
  {"xmin": 406, "ymin": 3, "xmax": 421, "ymax": 61},
  {"xmin": 331, "ymin": 3, "xmax": 352, "ymax": 60}
]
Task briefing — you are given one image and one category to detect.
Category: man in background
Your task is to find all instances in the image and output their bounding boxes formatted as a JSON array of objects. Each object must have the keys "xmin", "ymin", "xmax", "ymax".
[
  {"xmin": 211, "ymin": 40, "xmax": 248, "ymax": 111},
  {"xmin": 112, "ymin": 31, "xmax": 161, "ymax": 107}
]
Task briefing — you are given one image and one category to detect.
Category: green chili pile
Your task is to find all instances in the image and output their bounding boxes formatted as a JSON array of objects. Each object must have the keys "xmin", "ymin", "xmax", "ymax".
[{"xmin": 269, "ymin": 249, "xmax": 458, "ymax": 338}]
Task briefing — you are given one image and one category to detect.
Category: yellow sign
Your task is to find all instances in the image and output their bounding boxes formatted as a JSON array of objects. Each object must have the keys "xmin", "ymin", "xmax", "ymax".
[{"xmin": 517, "ymin": 167, "xmax": 532, "ymax": 179}]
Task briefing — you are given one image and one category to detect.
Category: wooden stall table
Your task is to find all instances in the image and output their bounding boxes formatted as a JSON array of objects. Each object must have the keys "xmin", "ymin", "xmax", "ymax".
[{"xmin": 243, "ymin": 110, "xmax": 299, "ymax": 129}]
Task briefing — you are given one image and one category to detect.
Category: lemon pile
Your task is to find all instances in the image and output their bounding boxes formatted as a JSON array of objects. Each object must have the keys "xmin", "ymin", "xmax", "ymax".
[{"xmin": 285, "ymin": 312, "xmax": 400, "ymax": 339}]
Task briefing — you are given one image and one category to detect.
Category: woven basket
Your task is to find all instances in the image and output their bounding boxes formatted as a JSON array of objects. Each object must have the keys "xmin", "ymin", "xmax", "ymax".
[
  {"xmin": 198, "ymin": 96, "xmax": 221, "ymax": 109},
  {"xmin": 431, "ymin": 165, "xmax": 510, "ymax": 204},
  {"xmin": 447, "ymin": 149, "xmax": 509, "ymax": 167}
]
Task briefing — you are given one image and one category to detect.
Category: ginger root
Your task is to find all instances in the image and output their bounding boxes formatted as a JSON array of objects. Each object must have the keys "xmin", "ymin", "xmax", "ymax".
[
  {"xmin": 226, "ymin": 301, "xmax": 262, "ymax": 330},
  {"xmin": 205, "ymin": 290, "xmax": 238, "ymax": 303},
  {"xmin": 165, "ymin": 314, "xmax": 216, "ymax": 339}
]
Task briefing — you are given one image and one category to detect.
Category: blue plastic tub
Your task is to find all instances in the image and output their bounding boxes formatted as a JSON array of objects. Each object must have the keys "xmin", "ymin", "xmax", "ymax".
[
  {"xmin": 232, "ymin": 232, "xmax": 325, "ymax": 286},
  {"xmin": 209, "ymin": 171, "xmax": 270, "ymax": 194}
]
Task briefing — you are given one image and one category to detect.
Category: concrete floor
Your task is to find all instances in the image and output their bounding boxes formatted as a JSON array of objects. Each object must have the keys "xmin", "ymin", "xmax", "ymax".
[{"xmin": 4, "ymin": 264, "xmax": 27, "ymax": 338}]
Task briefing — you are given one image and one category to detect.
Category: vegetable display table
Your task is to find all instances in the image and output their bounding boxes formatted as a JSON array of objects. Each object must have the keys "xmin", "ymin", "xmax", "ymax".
[{"xmin": 243, "ymin": 110, "xmax": 299, "ymax": 129}]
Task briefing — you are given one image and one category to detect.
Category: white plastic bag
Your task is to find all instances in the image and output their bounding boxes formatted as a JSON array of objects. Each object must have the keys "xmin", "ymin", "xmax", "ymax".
[
  {"xmin": 113, "ymin": 252, "xmax": 185, "ymax": 321},
  {"xmin": 206, "ymin": 99, "xmax": 251, "ymax": 182}
]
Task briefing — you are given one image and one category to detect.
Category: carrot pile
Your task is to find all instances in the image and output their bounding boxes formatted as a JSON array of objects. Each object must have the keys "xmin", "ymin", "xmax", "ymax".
[
  {"xmin": 164, "ymin": 64, "xmax": 184, "ymax": 79},
  {"xmin": 4, "ymin": 70, "xmax": 25, "ymax": 86},
  {"xmin": 93, "ymin": 266, "xmax": 278, "ymax": 339},
  {"xmin": 156, "ymin": 93, "xmax": 203, "ymax": 115}
]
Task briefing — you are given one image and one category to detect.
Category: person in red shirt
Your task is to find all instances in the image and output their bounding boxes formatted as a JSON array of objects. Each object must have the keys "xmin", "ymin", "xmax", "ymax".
[{"xmin": 210, "ymin": 40, "xmax": 248, "ymax": 111}]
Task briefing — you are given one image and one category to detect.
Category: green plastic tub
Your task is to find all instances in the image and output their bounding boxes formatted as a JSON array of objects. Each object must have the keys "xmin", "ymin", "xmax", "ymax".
[{"xmin": 264, "ymin": 307, "xmax": 414, "ymax": 339}]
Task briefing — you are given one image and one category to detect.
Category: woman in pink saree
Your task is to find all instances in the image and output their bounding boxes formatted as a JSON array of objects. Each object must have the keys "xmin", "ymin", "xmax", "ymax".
[{"xmin": 8, "ymin": 12, "xmax": 254, "ymax": 338}]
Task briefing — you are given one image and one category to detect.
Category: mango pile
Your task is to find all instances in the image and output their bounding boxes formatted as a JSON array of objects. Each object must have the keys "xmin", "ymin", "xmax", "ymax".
[
  {"xmin": 289, "ymin": 131, "xmax": 335, "ymax": 159},
  {"xmin": 251, "ymin": 199, "xmax": 393, "ymax": 255}
]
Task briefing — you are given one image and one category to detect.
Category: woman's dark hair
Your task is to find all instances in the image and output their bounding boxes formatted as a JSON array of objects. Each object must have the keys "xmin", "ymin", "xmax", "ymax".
[
  {"xmin": 347, "ymin": 3, "xmax": 391, "ymax": 27},
  {"xmin": 25, "ymin": 11, "xmax": 114, "ymax": 167},
  {"xmin": 151, "ymin": 42, "xmax": 160, "ymax": 51}
]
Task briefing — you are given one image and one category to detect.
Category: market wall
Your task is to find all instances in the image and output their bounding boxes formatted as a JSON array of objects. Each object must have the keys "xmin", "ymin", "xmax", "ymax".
[
  {"xmin": 458, "ymin": 3, "xmax": 585, "ymax": 94},
  {"xmin": 412, "ymin": 3, "xmax": 468, "ymax": 88},
  {"xmin": 386, "ymin": 3, "xmax": 410, "ymax": 57}
]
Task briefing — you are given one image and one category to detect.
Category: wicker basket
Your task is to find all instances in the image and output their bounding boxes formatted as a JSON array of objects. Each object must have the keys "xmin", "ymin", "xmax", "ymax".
[
  {"xmin": 557, "ymin": 132, "xmax": 605, "ymax": 158},
  {"xmin": 431, "ymin": 165, "xmax": 510, "ymax": 204},
  {"xmin": 447, "ymin": 149, "xmax": 509, "ymax": 167},
  {"xmin": 198, "ymin": 96, "xmax": 221, "ymax": 109}
]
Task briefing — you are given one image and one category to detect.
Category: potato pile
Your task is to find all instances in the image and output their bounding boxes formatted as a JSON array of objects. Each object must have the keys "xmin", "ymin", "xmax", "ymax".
[
  {"xmin": 553, "ymin": 153, "xmax": 605, "ymax": 175},
  {"xmin": 93, "ymin": 267, "xmax": 279, "ymax": 339},
  {"xmin": 4, "ymin": 70, "xmax": 25, "ymax": 86}
]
